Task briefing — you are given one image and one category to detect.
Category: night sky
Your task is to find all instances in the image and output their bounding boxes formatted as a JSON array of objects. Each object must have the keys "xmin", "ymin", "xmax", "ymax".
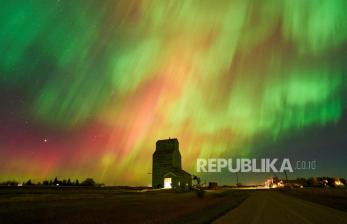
[{"xmin": 0, "ymin": 0, "xmax": 347, "ymax": 185}]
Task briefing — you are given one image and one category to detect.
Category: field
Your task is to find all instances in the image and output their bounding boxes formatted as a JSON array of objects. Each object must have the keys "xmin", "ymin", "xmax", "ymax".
[
  {"xmin": 279, "ymin": 187, "xmax": 347, "ymax": 212},
  {"xmin": 2, "ymin": 187, "xmax": 347, "ymax": 223},
  {"xmin": 0, "ymin": 187, "xmax": 251, "ymax": 224}
]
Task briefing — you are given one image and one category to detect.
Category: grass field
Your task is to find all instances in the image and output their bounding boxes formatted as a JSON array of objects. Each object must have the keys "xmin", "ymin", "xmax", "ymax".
[
  {"xmin": 279, "ymin": 187, "xmax": 347, "ymax": 212},
  {"xmin": 0, "ymin": 187, "xmax": 252, "ymax": 224}
]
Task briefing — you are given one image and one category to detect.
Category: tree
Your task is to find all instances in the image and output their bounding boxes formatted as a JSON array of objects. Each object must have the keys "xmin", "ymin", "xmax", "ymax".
[
  {"xmin": 67, "ymin": 178, "xmax": 72, "ymax": 186},
  {"xmin": 81, "ymin": 178, "xmax": 95, "ymax": 186},
  {"xmin": 0, "ymin": 180, "xmax": 18, "ymax": 186},
  {"xmin": 326, "ymin": 177, "xmax": 335, "ymax": 187},
  {"xmin": 193, "ymin": 176, "xmax": 201, "ymax": 185},
  {"xmin": 25, "ymin": 179, "xmax": 32, "ymax": 185},
  {"xmin": 75, "ymin": 179, "xmax": 79, "ymax": 186},
  {"xmin": 53, "ymin": 177, "xmax": 58, "ymax": 185}
]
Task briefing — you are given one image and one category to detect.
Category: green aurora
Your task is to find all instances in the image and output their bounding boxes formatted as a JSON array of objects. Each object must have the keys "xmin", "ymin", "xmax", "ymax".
[{"xmin": 0, "ymin": 0, "xmax": 347, "ymax": 185}]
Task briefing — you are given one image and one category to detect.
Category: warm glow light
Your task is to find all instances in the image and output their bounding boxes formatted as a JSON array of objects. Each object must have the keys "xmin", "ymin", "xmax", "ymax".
[
  {"xmin": 335, "ymin": 180, "xmax": 344, "ymax": 186},
  {"xmin": 164, "ymin": 178, "xmax": 172, "ymax": 189}
]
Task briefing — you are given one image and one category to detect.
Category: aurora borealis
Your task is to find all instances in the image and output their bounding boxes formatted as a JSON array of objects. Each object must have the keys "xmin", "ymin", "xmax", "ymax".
[{"xmin": 0, "ymin": 0, "xmax": 347, "ymax": 185}]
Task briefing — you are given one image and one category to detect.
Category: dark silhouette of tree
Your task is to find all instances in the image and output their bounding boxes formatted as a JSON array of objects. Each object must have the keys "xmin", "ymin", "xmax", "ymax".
[
  {"xmin": 25, "ymin": 179, "xmax": 32, "ymax": 185},
  {"xmin": 53, "ymin": 177, "xmax": 58, "ymax": 185},
  {"xmin": 81, "ymin": 178, "xmax": 95, "ymax": 186},
  {"xmin": 193, "ymin": 176, "xmax": 201, "ymax": 186},
  {"xmin": 0, "ymin": 180, "xmax": 18, "ymax": 186},
  {"xmin": 326, "ymin": 177, "xmax": 335, "ymax": 187},
  {"xmin": 0, "ymin": 177, "xmax": 103, "ymax": 187}
]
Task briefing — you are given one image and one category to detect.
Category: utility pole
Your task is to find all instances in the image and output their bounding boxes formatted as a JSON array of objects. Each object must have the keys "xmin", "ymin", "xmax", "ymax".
[{"xmin": 284, "ymin": 170, "xmax": 288, "ymax": 184}]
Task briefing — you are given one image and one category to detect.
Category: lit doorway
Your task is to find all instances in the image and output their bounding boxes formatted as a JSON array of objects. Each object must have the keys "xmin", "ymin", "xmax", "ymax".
[{"xmin": 164, "ymin": 178, "xmax": 172, "ymax": 188}]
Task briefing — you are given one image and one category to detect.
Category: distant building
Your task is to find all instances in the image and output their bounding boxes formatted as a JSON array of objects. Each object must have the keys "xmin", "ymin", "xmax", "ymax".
[
  {"xmin": 208, "ymin": 182, "xmax": 218, "ymax": 189},
  {"xmin": 152, "ymin": 138, "xmax": 192, "ymax": 191}
]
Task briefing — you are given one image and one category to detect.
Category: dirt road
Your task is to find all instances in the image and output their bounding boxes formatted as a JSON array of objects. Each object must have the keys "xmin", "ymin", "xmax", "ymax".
[{"xmin": 213, "ymin": 190, "xmax": 347, "ymax": 224}]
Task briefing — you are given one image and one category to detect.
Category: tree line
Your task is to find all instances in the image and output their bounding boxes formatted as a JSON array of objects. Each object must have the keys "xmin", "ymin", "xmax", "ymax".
[{"xmin": 0, "ymin": 177, "xmax": 99, "ymax": 187}]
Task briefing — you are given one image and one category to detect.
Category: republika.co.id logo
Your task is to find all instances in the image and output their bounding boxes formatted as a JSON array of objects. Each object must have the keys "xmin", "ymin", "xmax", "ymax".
[{"xmin": 196, "ymin": 158, "xmax": 317, "ymax": 173}]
